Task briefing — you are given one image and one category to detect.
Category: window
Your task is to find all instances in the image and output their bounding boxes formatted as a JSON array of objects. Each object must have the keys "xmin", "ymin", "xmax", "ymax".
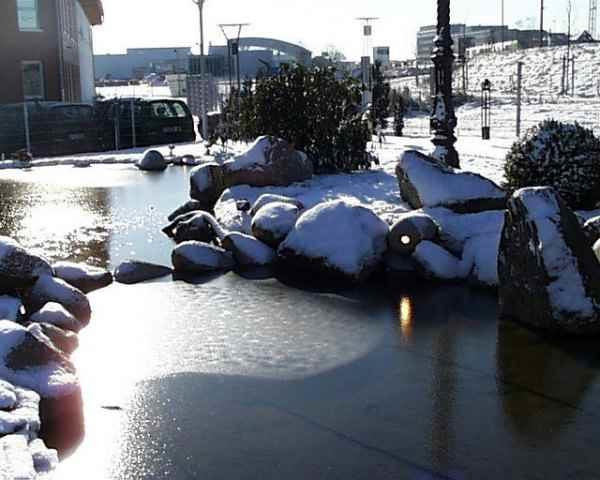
[
  {"xmin": 171, "ymin": 103, "xmax": 189, "ymax": 118},
  {"xmin": 17, "ymin": 0, "xmax": 40, "ymax": 31},
  {"xmin": 22, "ymin": 62, "xmax": 44, "ymax": 99},
  {"xmin": 151, "ymin": 102, "xmax": 176, "ymax": 119}
]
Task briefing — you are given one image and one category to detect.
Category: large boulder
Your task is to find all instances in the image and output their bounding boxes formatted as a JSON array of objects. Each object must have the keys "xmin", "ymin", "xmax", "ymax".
[
  {"xmin": 278, "ymin": 200, "xmax": 389, "ymax": 282},
  {"xmin": 33, "ymin": 323, "xmax": 79, "ymax": 355},
  {"xmin": 172, "ymin": 242, "xmax": 235, "ymax": 274},
  {"xmin": 189, "ymin": 163, "xmax": 227, "ymax": 209},
  {"xmin": 24, "ymin": 276, "xmax": 91, "ymax": 328},
  {"xmin": 0, "ymin": 321, "xmax": 79, "ymax": 399},
  {"xmin": 498, "ymin": 187, "xmax": 600, "ymax": 335},
  {"xmin": 136, "ymin": 150, "xmax": 167, "ymax": 172},
  {"xmin": 221, "ymin": 233, "xmax": 277, "ymax": 267},
  {"xmin": 114, "ymin": 260, "xmax": 173, "ymax": 285},
  {"xmin": 0, "ymin": 295, "xmax": 23, "ymax": 322},
  {"xmin": 189, "ymin": 138, "xmax": 312, "ymax": 210},
  {"xmin": 412, "ymin": 241, "xmax": 466, "ymax": 282},
  {"xmin": 251, "ymin": 202, "xmax": 301, "ymax": 248},
  {"xmin": 0, "ymin": 236, "xmax": 53, "ymax": 281},
  {"xmin": 53, "ymin": 261, "xmax": 113, "ymax": 294},
  {"xmin": 388, "ymin": 212, "xmax": 439, "ymax": 255},
  {"xmin": 250, "ymin": 194, "xmax": 304, "ymax": 217},
  {"xmin": 223, "ymin": 136, "xmax": 313, "ymax": 188},
  {"xmin": 396, "ymin": 150, "xmax": 506, "ymax": 213}
]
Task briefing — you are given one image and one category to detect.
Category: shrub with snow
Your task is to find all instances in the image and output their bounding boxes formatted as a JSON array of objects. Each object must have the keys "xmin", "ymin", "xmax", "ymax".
[{"xmin": 504, "ymin": 120, "xmax": 600, "ymax": 209}]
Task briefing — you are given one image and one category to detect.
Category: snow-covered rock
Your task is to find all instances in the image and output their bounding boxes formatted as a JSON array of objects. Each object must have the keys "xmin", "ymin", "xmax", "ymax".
[
  {"xmin": 0, "ymin": 432, "xmax": 58, "ymax": 478},
  {"xmin": 499, "ymin": 187, "xmax": 600, "ymax": 335},
  {"xmin": 0, "ymin": 236, "xmax": 53, "ymax": 281},
  {"xmin": 278, "ymin": 200, "xmax": 389, "ymax": 282},
  {"xmin": 396, "ymin": 150, "xmax": 506, "ymax": 213},
  {"xmin": 221, "ymin": 232, "xmax": 277, "ymax": 267},
  {"xmin": 114, "ymin": 260, "xmax": 173, "ymax": 285},
  {"xmin": 388, "ymin": 212, "xmax": 439, "ymax": 255},
  {"xmin": 53, "ymin": 261, "xmax": 113, "ymax": 294},
  {"xmin": 0, "ymin": 321, "xmax": 78, "ymax": 399},
  {"xmin": 136, "ymin": 149, "xmax": 167, "ymax": 171},
  {"xmin": 413, "ymin": 241, "xmax": 466, "ymax": 281},
  {"xmin": 223, "ymin": 136, "xmax": 313, "ymax": 188},
  {"xmin": 0, "ymin": 295, "xmax": 23, "ymax": 322},
  {"xmin": 189, "ymin": 162, "xmax": 226, "ymax": 208},
  {"xmin": 171, "ymin": 242, "xmax": 235, "ymax": 273},
  {"xmin": 583, "ymin": 215, "xmax": 600, "ymax": 244},
  {"xmin": 0, "ymin": 381, "xmax": 40, "ymax": 435},
  {"xmin": 163, "ymin": 211, "xmax": 217, "ymax": 244},
  {"xmin": 33, "ymin": 323, "xmax": 79, "ymax": 355},
  {"xmin": 167, "ymin": 200, "xmax": 206, "ymax": 221},
  {"xmin": 251, "ymin": 202, "xmax": 301, "ymax": 248},
  {"xmin": 29, "ymin": 302, "xmax": 79, "ymax": 333},
  {"xmin": 250, "ymin": 194, "xmax": 304, "ymax": 217},
  {"xmin": 461, "ymin": 232, "xmax": 501, "ymax": 288},
  {"xmin": 24, "ymin": 275, "xmax": 91, "ymax": 328}
]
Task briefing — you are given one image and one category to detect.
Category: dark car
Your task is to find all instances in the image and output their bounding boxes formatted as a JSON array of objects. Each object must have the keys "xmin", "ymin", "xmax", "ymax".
[
  {"xmin": 0, "ymin": 102, "xmax": 97, "ymax": 158},
  {"xmin": 95, "ymin": 98, "xmax": 196, "ymax": 151}
]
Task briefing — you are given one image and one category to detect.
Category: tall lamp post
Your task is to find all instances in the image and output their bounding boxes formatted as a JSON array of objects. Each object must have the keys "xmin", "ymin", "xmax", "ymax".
[
  {"xmin": 430, "ymin": 0, "xmax": 460, "ymax": 168},
  {"xmin": 192, "ymin": 0, "xmax": 208, "ymax": 142}
]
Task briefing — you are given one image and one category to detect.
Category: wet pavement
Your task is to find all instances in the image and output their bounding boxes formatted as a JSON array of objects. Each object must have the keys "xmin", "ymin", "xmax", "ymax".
[{"xmin": 1, "ymin": 165, "xmax": 599, "ymax": 479}]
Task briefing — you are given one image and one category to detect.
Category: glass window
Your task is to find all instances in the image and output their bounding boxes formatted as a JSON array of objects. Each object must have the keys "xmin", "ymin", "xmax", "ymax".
[
  {"xmin": 151, "ymin": 102, "xmax": 175, "ymax": 119},
  {"xmin": 17, "ymin": 0, "xmax": 40, "ymax": 31},
  {"xmin": 171, "ymin": 103, "xmax": 188, "ymax": 118},
  {"xmin": 22, "ymin": 62, "xmax": 44, "ymax": 99}
]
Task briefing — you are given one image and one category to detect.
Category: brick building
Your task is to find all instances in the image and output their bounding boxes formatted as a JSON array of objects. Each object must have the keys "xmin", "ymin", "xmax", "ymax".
[{"xmin": 0, "ymin": 0, "xmax": 104, "ymax": 104}]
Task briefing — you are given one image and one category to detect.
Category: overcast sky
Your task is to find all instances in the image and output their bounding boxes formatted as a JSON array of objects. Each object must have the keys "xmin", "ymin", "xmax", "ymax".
[{"xmin": 93, "ymin": 0, "xmax": 591, "ymax": 60}]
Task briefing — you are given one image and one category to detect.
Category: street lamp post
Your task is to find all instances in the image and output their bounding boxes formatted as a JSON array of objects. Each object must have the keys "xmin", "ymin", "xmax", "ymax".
[
  {"xmin": 430, "ymin": 0, "xmax": 460, "ymax": 168},
  {"xmin": 192, "ymin": 0, "xmax": 208, "ymax": 142}
]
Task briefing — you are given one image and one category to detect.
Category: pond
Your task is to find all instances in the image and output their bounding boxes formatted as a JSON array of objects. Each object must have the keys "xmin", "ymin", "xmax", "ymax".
[{"xmin": 1, "ymin": 165, "xmax": 599, "ymax": 479}]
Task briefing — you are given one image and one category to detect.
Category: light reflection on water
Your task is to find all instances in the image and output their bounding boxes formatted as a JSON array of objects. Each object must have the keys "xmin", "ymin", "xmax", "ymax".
[{"xmin": 1, "ymin": 165, "xmax": 600, "ymax": 479}]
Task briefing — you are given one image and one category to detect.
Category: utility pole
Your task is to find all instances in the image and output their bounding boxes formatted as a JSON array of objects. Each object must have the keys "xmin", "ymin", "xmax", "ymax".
[
  {"xmin": 540, "ymin": 0, "xmax": 545, "ymax": 47},
  {"xmin": 219, "ymin": 23, "xmax": 250, "ymax": 113},
  {"xmin": 192, "ymin": 0, "xmax": 208, "ymax": 142},
  {"xmin": 516, "ymin": 62, "xmax": 523, "ymax": 137},
  {"xmin": 356, "ymin": 17, "xmax": 379, "ymax": 110},
  {"xmin": 501, "ymin": 0, "xmax": 505, "ymax": 46},
  {"xmin": 590, "ymin": 0, "xmax": 598, "ymax": 39}
]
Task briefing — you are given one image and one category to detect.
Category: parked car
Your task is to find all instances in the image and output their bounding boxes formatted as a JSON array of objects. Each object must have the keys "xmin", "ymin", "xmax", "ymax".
[
  {"xmin": 0, "ymin": 102, "xmax": 97, "ymax": 158},
  {"xmin": 94, "ymin": 98, "xmax": 196, "ymax": 151}
]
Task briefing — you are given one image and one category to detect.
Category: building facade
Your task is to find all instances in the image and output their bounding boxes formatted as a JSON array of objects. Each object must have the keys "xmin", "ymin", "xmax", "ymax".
[
  {"xmin": 94, "ymin": 47, "xmax": 192, "ymax": 80},
  {"xmin": 0, "ymin": 0, "xmax": 104, "ymax": 104},
  {"xmin": 373, "ymin": 46, "xmax": 391, "ymax": 66}
]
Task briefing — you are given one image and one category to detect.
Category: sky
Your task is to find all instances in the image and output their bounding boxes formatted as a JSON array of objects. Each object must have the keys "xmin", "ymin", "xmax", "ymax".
[{"xmin": 93, "ymin": 0, "xmax": 592, "ymax": 61}]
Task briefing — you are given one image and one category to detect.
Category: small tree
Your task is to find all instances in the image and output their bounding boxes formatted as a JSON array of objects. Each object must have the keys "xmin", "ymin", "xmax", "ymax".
[
  {"xmin": 239, "ymin": 79, "xmax": 257, "ymax": 142},
  {"xmin": 392, "ymin": 93, "xmax": 405, "ymax": 136},
  {"xmin": 371, "ymin": 61, "xmax": 391, "ymax": 131}
]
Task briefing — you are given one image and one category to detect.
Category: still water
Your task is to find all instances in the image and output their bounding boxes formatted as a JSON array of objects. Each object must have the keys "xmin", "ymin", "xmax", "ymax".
[{"xmin": 1, "ymin": 165, "xmax": 600, "ymax": 479}]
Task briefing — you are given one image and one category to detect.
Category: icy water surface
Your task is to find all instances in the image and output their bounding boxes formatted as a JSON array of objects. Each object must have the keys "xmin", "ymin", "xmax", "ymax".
[{"xmin": 1, "ymin": 165, "xmax": 600, "ymax": 479}]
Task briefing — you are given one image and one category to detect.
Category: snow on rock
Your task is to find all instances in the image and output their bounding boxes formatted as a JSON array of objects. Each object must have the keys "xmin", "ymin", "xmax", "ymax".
[
  {"xmin": 461, "ymin": 232, "xmax": 501, "ymax": 288},
  {"xmin": 0, "ymin": 321, "xmax": 78, "ymax": 399},
  {"xmin": 172, "ymin": 242, "xmax": 235, "ymax": 273},
  {"xmin": 412, "ymin": 241, "xmax": 466, "ymax": 281},
  {"xmin": 0, "ymin": 296, "xmax": 23, "ymax": 322},
  {"xmin": 136, "ymin": 149, "xmax": 167, "ymax": 172},
  {"xmin": 189, "ymin": 162, "xmax": 226, "ymax": 208},
  {"xmin": 388, "ymin": 212, "xmax": 439, "ymax": 255},
  {"xmin": 396, "ymin": 150, "xmax": 506, "ymax": 213},
  {"xmin": 163, "ymin": 211, "xmax": 217, "ymax": 244},
  {"xmin": 53, "ymin": 261, "xmax": 113, "ymax": 294},
  {"xmin": 250, "ymin": 194, "xmax": 304, "ymax": 217},
  {"xmin": 29, "ymin": 303, "xmax": 79, "ymax": 333},
  {"xmin": 167, "ymin": 200, "xmax": 206, "ymax": 221},
  {"xmin": 32, "ymin": 323, "xmax": 79, "ymax": 356},
  {"xmin": 114, "ymin": 260, "xmax": 173, "ymax": 285},
  {"xmin": 221, "ymin": 232, "xmax": 277, "ymax": 267},
  {"xmin": 0, "ymin": 432, "xmax": 58, "ymax": 478},
  {"xmin": 24, "ymin": 275, "xmax": 91, "ymax": 328},
  {"xmin": 0, "ymin": 236, "xmax": 53, "ymax": 281},
  {"xmin": 278, "ymin": 200, "xmax": 389, "ymax": 282},
  {"xmin": 583, "ymin": 216, "xmax": 600, "ymax": 244},
  {"xmin": 251, "ymin": 202, "xmax": 301, "ymax": 248},
  {"xmin": 0, "ymin": 381, "xmax": 39, "ymax": 435},
  {"xmin": 499, "ymin": 187, "xmax": 600, "ymax": 335}
]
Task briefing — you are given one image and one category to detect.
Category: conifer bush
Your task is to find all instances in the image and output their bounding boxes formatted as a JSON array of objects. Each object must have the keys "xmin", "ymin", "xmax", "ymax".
[
  {"xmin": 504, "ymin": 120, "xmax": 600, "ymax": 209},
  {"xmin": 239, "ymin": 64, "xmax": 376, "ymax": 173}
]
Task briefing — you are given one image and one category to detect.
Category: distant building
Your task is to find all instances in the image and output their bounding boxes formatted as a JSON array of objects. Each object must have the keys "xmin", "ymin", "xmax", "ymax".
[
  {"xmin": 94, "ymin": 47, "xmax": 192, "ymax": 80},
  {"xmin": 373, "ymin": 46, "xmax": 391, "ymax": 66},
  {"xmin": 0, "ymin": 0, "xmax": 104, "ymax": 104},
  {"xmin": 417, "ymin": 24, "xmax": 569, "ymax": 64}
]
